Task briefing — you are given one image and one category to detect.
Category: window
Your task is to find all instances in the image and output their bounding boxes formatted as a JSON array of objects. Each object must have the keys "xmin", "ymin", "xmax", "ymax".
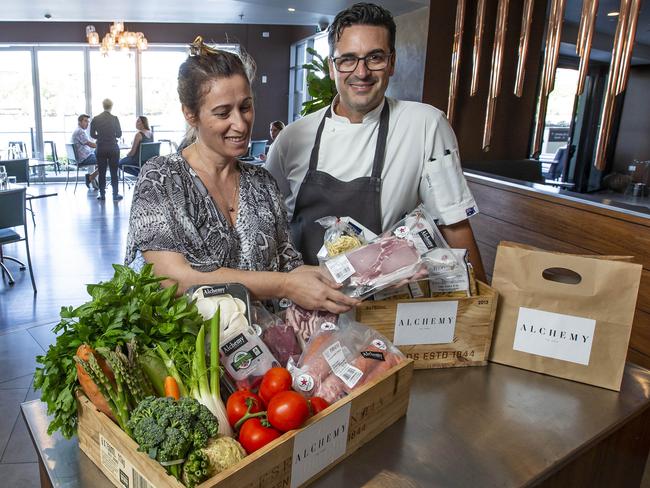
[
  {"xmin": 538, "ymin": 67, "xmax": 579, "ymax": 161},
  {"xmin": 90, "ymin": 50, "xmax": 137, "ymax": 144},
  {"xmin": 0, "ymin": 50, "xmax": 35, "ymax": 158},
  {"xmin": 141, "ymin": 49, "xmax": 188, "ymax": 146},
  {"xmin": 38, "ymin": 50, "xmax": 86, "ymax": 160}
]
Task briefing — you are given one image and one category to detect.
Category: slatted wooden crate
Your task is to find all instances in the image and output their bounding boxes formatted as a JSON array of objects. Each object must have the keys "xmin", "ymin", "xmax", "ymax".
[
  {"xmin": 77, "ymin": 359, "xmax": 414, "ymax": 488},
  {"xmin": 356, "ymin": 281, "xmax": 498, "ymax": 369}
]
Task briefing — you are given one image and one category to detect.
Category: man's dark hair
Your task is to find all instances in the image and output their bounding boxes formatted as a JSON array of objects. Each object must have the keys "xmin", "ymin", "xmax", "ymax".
[
  {"xmin": 328, "ymin": 3, "xmax": 396, "ymax": 56},
  {"xmin": 78, "ymin": 114, "xmax": 90, "ymax": 123}
]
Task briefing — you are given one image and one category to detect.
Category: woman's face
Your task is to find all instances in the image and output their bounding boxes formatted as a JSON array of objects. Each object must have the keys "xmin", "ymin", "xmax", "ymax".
[
  {"xmin": 270, "ymin": 124, "xmax": 280, "ymax": 141},
  {"xmin": 185, "ymin": 74, "xmax": 254, "ymax": 160},
  {"xmin": 135, "ymin": 118, "xmax": 143, "ymax": 130}
]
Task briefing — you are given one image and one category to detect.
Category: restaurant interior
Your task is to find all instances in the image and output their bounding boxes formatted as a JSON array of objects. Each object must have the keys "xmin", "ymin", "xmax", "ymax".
[{"xmin": 1, "ymin": 0, "xmax": 650, "ymax": 486}]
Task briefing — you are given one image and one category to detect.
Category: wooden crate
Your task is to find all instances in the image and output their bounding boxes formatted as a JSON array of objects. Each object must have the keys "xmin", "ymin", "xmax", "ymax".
[
  {"xmin": 77, "ymin": 359, "xmax": 414, "ymax": 488},
  {"xmin": 356, "ymin": 281, "xmax": 498, "ymax": 369}
]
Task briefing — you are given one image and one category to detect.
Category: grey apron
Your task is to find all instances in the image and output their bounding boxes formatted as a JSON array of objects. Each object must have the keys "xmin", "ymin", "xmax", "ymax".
[{"xmin": 290, "ymin": 102, "xmax": 390, "ymax": 265}]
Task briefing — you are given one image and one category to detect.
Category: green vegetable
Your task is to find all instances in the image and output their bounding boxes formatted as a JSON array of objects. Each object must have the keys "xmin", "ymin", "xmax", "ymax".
[
  {"xmin": 182, "ymin": 436, "xmax": 246, "ymax": 487},
  {"xmin": 138, "ymin": 349, "xmax": 169, "ymax": 397},
  {"xmin": 189, "ymin": 310, "xmax": 232, "ymax": 437},
  {"xmin": 127, "ymin": 396, "xmax": 219, "ymax": 481},
  {"xmin": 34, "ymin": 264, "xmax": 203, "ymax": 439}
]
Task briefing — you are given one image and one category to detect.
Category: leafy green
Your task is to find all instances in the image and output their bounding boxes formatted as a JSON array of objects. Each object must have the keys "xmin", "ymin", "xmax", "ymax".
[
  {"xmin": 301, "ymin": 47, "xmax": 337, "ymax": 116},
  {"xmin": 34, "ymin": 264, "xmax": 203, "ymax": 439}
]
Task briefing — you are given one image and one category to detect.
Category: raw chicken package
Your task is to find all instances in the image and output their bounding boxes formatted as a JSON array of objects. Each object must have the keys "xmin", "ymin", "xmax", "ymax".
[
  {"xmin": 287, "ymin": 317, "xmax": 405, "ymax": 404},
  {"xmin": 320, "ymin": 205, "xmax": 461, "ymax": 299}
]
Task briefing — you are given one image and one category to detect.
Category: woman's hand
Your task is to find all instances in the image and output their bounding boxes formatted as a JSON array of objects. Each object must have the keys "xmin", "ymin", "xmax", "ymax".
[{"xmin": 283, "ymin": 266, "xmax": 359, "ymax": 314}]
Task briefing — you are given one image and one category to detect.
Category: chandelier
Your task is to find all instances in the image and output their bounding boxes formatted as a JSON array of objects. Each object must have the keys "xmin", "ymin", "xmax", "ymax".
[{"xmin": 86, "ymin": 22, "xmax": 148, "ymax": 55}]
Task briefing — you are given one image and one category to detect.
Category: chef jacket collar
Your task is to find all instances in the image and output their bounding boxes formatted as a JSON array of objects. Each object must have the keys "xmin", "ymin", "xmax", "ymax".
[{"xmin": 330, "ymin": 95, "xmax": 386, "ymax": 125}]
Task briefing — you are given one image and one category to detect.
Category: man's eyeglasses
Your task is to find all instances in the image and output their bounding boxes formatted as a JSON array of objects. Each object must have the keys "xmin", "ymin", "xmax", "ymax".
[{"xmin": 332, "ymin": 51, "xmax": 393, "ymax": 73}]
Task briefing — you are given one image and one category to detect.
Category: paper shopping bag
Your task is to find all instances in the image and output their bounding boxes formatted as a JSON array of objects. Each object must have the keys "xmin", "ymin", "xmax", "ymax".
[{"xmin": 489, "ymin": 241, "xmax": 642, "ymax": 391}]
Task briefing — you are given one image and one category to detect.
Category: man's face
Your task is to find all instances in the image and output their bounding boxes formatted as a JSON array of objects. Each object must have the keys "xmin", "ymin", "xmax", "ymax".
[
  {"xmin": 80, "ymin": 117, "xmax": 89, "ymax": 129},
  {"xmin": 329, "ymin": 24, "xmax": 394, "ymax": 121}
]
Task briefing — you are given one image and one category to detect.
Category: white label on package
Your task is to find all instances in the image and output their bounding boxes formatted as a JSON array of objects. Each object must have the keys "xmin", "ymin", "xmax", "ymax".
[
  {"xmin": 322, "ymin": 341, "xmax": 363, "ymax": 388},
  {"xmin": 394, "ymin": 301, "xmax": 458, "ymax": 346},
  {"xmin": 513, "ymin": 307, "xmax": 596, "ymax": 365},
  {"xmin": 291, "ymin": 402, "xmax": 351, "ymax": 488},
  {"xmin": 325, "ymin": 254, "xmax": 355, "ymax": 283},
  {"xmin": 100, "ymin": 434, "xmax": 154, "ymax": 488}
]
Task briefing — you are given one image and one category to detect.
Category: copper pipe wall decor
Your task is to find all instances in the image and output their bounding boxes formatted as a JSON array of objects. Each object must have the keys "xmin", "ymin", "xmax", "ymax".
[
  {"xmin": 482, "ymin": 0, "xmax": 510, "ymax": 151},
  {"xmin": 470, "ymin": 0, "xmax": 487, "ymax": 96},
  {"xmin": 576, "ymin": 0, "xmax": 599, "ymax": 95},
  {"xmin": 531, "ymin": 0, "xmax": 567, "ymax": 157},
  {"xmin": 447, "ymin": 0, "xmax": 467, "ymax": 125},
  {"xmin": 593, "ymin": 0, "xmax": 641, "ymax": 170},
  {"xmin": 514, "ymin": 0, "xmax": 535, "ymax": 97}
]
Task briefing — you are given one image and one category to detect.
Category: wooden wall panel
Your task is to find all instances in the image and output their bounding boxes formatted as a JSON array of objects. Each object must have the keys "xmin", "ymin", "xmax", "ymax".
[{"xmin": 467, "ymin": 174, "xmax": 650, "ymax": 369}]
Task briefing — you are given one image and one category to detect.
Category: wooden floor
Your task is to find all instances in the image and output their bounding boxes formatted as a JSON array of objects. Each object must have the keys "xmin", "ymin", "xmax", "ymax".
[
  {"xmin": 0, "ymin": 182, "xmax": 133, "ymax": 333},
  {"xmin": 0, "ymin": 181, "xmax": 135, "ymax": 485}
]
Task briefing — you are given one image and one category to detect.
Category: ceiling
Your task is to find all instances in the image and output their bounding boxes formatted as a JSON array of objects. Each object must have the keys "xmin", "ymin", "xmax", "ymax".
[
  {"xmin": 564, "ymin": 0, "xmax": 650, "ymax": 47},
  {"xmin": 2, "ymin": 0, "xmax": 428, "ymax": 26}
]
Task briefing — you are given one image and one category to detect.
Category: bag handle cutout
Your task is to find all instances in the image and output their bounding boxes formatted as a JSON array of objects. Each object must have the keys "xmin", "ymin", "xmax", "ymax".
[{"xmin": 542, "ymin": 267, "xmax": 582, "ymax": 285}]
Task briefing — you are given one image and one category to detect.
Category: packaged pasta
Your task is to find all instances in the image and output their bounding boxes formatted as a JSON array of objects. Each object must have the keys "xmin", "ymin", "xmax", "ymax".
[{"xmin": 316, "ymin": 216, "xmax": 365, "ymax": 258}]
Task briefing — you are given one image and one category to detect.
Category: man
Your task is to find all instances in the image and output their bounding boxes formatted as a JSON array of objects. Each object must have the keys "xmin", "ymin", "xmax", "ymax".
[
  {"xmin": 90, "ymin": 99, "xmax": 123, "ymax": 201},
  {"xmin": 71, "ymin": 114, "xmax": 99, "ymax": 189},
  {"xmin": 266, "ymin": 2, "xmax": 485, "ymax": 280}
]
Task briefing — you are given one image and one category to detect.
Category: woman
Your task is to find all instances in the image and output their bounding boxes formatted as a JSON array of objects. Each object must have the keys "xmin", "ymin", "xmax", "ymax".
[
  {"xmin": 125, "ymin": 37, "xmax": 355, "ymax": 314},
  {"xmin": 259, "ymin": 120, "xmax": 285, "ymax": 161},
  {"xmin": 119, "ymin": 116, "xmax": 153, "ymax": 171}
]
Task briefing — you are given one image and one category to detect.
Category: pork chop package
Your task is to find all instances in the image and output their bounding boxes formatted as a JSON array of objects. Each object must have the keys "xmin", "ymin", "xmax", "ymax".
[
  {"xmin": 287, "ymin": 317, "xmax": 405, "ymax": 404},
  {"xmin": 250, "ymin": 303, "xmax": 302, "ymax": 368},
  {"xmin": 320, "ymin": 205, "xmax": 461, "ymax": 299}
]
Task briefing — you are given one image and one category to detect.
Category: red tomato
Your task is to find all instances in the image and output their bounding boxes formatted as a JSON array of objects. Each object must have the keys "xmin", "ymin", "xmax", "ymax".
[
  {"xmin": 238, "ymin": 418, "xmax": 281, "ymax": 454},
  {"xmin": 259, "ymin": 367, "xmax": 293, "ymax": 405},
  {"xmin": 267, "ymin": 390, "xmax": 310, "ymax": 432},
  {"xmin": 226, "ymin": 390, "xmax": 264, "ymax": 428},
  {"xmin": 308, "ymin": 397, "xmax": 330, "ymax": 416}
]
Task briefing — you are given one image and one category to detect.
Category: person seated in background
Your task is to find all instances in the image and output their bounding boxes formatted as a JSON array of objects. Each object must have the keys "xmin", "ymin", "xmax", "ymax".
[
  {"xmin": 125, "ymin": 37, "xmax": 357, "ymax": 314},
  {"xmin": 258, "ymin": 120, "xmax": 285, "ymax": 161},
  {"xmin": 71, "ymin": 114, "xmax": 99, "ymax": 189},
  {"xmin": 119, "ymin": 116, "xmax": 153, "ymax": 174}
]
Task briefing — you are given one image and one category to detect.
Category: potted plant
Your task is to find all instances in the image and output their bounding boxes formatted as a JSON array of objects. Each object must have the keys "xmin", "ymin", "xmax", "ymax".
[{"xmin": 300, "ymin": 47, "xmax": 337, "ymax": 116}]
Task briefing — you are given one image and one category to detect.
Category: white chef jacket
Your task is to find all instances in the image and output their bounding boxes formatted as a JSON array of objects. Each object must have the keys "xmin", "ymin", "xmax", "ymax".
[{"xmin": 265, "ymin": 97, "xmax": 478, "ymax": 230}]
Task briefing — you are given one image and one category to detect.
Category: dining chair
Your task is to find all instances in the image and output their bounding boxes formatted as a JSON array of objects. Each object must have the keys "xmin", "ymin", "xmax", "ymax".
[
  {"xmin": 65, "ymin": 143, "xmax": 95, "ymax": 193},
  {"xmin": 121, "ymin": 141, "xmax": 161, "ymax": 189},
  {"xmin": 0, "ymin": 187, "xmax": 36, "ymax": 293},
  {"xmin": 2, "ymin": 158, "xmax": 30, "ymax": 186}
]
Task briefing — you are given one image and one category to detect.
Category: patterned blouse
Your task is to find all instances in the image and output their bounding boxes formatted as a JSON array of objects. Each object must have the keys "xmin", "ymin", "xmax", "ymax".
[{"xmin": 125, "ymin": 152, "xmax": 303, "ymax": 273}]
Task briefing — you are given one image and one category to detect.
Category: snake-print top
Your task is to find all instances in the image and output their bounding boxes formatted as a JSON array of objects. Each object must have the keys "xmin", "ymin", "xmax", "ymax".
[{"xmin": 125, "ymin": 152, "xmax": 303, "ymax": 273}]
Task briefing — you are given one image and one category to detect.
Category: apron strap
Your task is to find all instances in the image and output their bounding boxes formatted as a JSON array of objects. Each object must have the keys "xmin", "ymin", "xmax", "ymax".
[
  {"xmin": 371, "ymin": 101, "xmax": 390, "ymax": 179},
  {"xmin": 308, "ymin": 106, "xmax": 332, "ymax": 171},
  {"xmin": 308, "ymin": 100, "xmax": 390, "ymax": 177}
]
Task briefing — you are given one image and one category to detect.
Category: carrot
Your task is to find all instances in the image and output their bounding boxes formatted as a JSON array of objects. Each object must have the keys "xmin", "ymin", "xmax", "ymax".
[
  {"xmin": 164, "ymin": 376, "xmax": 181, "ymax": 400},
  {"xmin": 75, "ymin": 344, "xmax": 116, "ymax": 420}
]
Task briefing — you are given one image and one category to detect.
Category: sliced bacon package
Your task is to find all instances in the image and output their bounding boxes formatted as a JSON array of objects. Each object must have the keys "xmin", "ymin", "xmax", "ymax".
[
  {"xmin": 320, "ymin": 205, "xmax": 461, "ymax": 299},
  {"xmin": 287, "ymin": 317, "xmax": 405, "ymax": 404}
]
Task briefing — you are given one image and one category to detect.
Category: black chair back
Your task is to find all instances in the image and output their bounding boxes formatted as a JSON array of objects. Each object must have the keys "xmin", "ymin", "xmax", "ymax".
[
  {"xmin": 2, "ymin": 158, "xmax": 29, "ymax": 184},
  {"xmin": 138, "ymin": 142, "xmax": 161, "ymax": 166},
  {"xmin": 0, "ymin": 187, "xmax": 26, "ymax": 229}
]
